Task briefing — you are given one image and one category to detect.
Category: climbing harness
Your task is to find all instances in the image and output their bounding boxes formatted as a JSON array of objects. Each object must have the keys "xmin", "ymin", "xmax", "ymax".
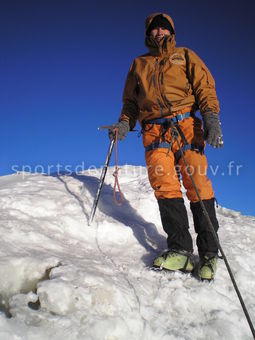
[{"xmin": 143, "ymin": 112, "xmax": 204, "ymax": 161}]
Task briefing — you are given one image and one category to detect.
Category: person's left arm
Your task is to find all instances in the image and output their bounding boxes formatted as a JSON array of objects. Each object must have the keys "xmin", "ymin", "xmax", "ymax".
[{"xmin": 186, "ymin": 49, "xmax": 223, "ymax": 148}]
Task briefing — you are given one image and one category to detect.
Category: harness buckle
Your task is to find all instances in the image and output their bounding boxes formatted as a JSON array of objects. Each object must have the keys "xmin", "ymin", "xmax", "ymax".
[{"xmin": 175, "ymin": 113, "xmax": 185, "ymax": 122}]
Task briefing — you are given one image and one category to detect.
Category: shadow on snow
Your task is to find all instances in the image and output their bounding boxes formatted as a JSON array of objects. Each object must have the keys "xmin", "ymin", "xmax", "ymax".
[{"xmin": 51, "ymin": 172, "xmax": 167, "ymax": 266}]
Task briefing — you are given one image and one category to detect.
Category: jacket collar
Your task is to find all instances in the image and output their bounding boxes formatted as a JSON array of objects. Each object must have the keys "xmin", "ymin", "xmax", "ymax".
[{"xmin": 145, "ymin": 35, "xmax": 176, "ymax": 57}]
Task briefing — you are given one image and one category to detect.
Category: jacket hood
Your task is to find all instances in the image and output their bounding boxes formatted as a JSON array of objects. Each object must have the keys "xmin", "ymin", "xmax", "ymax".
[
  {"xmin": 145, "ymin": 13, "xmax": 175, "ymax": 36},
  {"xmin": 145, "ymin": 13, "xmax": 176, "ymax": 56}
]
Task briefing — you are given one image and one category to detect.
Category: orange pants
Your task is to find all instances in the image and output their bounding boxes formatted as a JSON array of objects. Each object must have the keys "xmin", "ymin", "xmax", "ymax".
[{"xmin": 143, "ymin": 113, "xmax": 214, "ymax": 202}]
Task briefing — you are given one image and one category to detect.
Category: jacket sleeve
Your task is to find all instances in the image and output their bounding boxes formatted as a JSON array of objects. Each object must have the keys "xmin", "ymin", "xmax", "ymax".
[
  {"xmin": 119, "ymin": 60, "xmax": 139, "ymax": 130},
  {"xmin": 186, "ymin": 49, "xmax": 220, "ymax": 114}
]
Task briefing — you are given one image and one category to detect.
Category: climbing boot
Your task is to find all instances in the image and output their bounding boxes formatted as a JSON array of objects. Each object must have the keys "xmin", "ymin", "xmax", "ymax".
[
  {"xmin": 198, "ymin": 255, "xmax": 217, "ymax": 281},
  {"xmin": 153, "ymin": 250, "xmax": 194, "ymax": 273}
]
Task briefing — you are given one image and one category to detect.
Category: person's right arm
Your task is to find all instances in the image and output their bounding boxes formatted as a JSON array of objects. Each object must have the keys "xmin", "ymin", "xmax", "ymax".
[
  {"xmin": 109, "ymin": 61, "xmax": 139, "ymax": 141},
  {"xmin": 119, "ymin": 60, "xmax": 139, "ymax": 131}
]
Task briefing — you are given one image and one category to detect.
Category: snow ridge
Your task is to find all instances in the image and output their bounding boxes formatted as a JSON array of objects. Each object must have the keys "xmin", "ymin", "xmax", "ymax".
[{"xmin": 0, "ymin": 166, "xmax": 254, "ymax": 340}]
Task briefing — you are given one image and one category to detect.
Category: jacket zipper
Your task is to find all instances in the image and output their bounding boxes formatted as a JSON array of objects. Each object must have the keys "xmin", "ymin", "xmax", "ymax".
[
  {"xmin": 158, "ymin": 58, "xmax": 173, "ymax": 115},
  {"xmin": 154, "ymin": 58, "xmax": 165, "ymax": 116},
  {"xmin": 154, "ymin": 58, "xmax": 172, "ymax": 116}
]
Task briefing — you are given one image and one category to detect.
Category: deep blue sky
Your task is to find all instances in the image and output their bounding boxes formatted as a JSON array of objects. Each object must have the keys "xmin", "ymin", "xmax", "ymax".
[{"xmin": 1, "ymin": 0, "xmax": 255, "ymax": 216}]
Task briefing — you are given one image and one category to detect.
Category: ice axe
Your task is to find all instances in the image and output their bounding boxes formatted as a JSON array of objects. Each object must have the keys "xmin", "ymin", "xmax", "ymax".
[
  {"xmin": 88, "ymin": 138, "xmax": 115, "ymax": 226},
  {"xmin": 88, "ymin": 124, "xmax": 124, "ymax": 225}
]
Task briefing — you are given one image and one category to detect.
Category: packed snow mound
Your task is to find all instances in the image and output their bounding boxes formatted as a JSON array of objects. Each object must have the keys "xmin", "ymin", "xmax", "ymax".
[{"xmin": 0, "ymin": 165, "xmax": 254, "ymax": 340}]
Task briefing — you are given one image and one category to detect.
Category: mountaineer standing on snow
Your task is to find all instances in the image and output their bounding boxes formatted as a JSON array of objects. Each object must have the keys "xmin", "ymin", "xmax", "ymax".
[{"xmin": 109, "ymin": 13, "xmax": 223, "ymax": 280}]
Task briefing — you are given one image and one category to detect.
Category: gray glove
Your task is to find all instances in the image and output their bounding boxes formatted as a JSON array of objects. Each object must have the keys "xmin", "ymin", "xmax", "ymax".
[
  {"xmin": 202, "ymin": 112, "xmax": 224, "ymax": 148},
  {"xmin": 108, "ymin": 120, "xmax": 129, "ymax": 141}
]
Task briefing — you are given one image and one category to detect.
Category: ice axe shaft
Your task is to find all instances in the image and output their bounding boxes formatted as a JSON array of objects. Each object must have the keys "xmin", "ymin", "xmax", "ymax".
[{"xmin": 88, "ymin": 139, "xmax": 115, "ymax": 226}]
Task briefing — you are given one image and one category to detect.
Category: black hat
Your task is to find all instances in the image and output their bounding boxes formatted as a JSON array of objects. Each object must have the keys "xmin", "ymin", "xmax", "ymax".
[{"xmin": 146, "ymin": 15, "xmax": 175, "ymax": 36}]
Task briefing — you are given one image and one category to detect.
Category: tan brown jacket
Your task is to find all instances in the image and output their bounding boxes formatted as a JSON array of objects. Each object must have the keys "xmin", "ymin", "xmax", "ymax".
[{"xmin": 119, "ymin": 13, "xmax": 220, "ymax": 130}]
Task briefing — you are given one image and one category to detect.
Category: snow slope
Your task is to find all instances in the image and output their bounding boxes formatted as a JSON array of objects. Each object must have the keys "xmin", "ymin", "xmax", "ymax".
[{"xmin": 0, "ymin": 165, "xmax": 254, "ymax": 340}]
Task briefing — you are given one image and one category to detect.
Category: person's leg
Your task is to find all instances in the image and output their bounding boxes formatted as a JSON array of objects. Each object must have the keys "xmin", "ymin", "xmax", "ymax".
[
  {"xmin": 176, "ymin": 117, "xmax": 219, "ymax": 279},
  {"xmin": 145, "ymin": 148, "xmax": 193, "ymax": 252},
  {"xmin": 190, "ymin": 198, "xmax": 219, "ymax": 258},
  {"xmin": 190, "ymin": 197, "xmax": 219, "ymax": 280},
  {"xmin": 158, "ymin": 198, "xmax": 193, "ymax": 252},
  {"xmin": 145, "ymin": 148, "xmax": 194, "ymax": 271},
  {"xmin": 179, "ymin": 149, "xmax": 219, "ymax": 254}
]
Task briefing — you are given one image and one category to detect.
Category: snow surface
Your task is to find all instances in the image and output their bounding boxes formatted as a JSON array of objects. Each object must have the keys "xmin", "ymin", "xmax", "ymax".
[{"xmin": 0, "ymin": 165, "xmax": 254, "ymax": 340}]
